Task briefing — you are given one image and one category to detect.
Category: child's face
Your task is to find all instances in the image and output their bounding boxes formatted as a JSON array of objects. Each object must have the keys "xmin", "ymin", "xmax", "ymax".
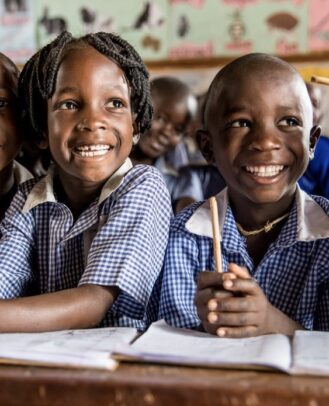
[
  {"xmin": 138, "ymin": 94, "xmax": 189, "ymax": 159},
  {"xmin": 46, "ymin": 45, "xmax": 134, "ymax": 185},
  {"xmin": 204, "ymin": 68, "xmax": 316, "ymax": 206},
  {"xmin": 0, "ymin": 60, "xmax": 21, "ymax": 172}
]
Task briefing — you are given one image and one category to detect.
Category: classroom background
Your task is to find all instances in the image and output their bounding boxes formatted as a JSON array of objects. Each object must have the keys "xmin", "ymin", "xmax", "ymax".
[{"xmin": 2, "ymin": 0, "xmax": 329, "ymax": 131}]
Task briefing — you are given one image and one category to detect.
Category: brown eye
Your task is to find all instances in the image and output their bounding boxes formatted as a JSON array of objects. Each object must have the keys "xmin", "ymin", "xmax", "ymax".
[
  {"xmin": 106, "ymin": 99, "xmax": 124, "ymax": 108},
  {"xmin": 229, "ymin": 119, "xmax": 250, "ymax": 128},
  {"xmin": 278, "ymin": 117, "xmax": 301, "ymax": 127}
]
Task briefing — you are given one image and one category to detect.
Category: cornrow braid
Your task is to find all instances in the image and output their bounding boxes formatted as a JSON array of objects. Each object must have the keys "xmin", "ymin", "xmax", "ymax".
[{"xmin": 18, "ymin": 31, "xmax": 153, "ymax": 144}]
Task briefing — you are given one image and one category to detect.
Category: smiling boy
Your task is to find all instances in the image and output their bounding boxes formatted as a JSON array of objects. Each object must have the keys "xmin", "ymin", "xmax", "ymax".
[{"xmin": 159, "ymin": 53, "xmax": 329, "ymax": 337}]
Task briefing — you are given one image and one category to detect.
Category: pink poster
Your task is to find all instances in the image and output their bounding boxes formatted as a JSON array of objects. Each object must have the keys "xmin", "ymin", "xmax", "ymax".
[{"xmin": 309, "ymin": 0, "xmax": 329, "ymax": 51}]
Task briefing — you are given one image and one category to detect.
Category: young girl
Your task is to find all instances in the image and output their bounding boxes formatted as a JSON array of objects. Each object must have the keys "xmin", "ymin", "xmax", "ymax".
[
  {"xmin": 159, "ymin": 53, "xmax": 329, "ymax": 337},
  {"xmin": 0, "ymin": 31, "xmax": 172, "ymax": 332}
]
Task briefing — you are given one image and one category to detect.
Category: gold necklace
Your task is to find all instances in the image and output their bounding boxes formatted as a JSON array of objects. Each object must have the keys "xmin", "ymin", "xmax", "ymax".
[{"xmin": 236, "ymin": 212, "xmax": 290, "ymax": 237}]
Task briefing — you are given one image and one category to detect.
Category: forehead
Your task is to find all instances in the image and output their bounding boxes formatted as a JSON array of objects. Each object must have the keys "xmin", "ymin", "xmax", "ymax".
[
  {"xmin": 0, "ymin": 58, "xmax": 17, "ymax": 93},
  {"xmin": 55, "ymin": 45, "xmax": 128, "ymax": 90},
  {"xmin": 207, "ymin": 67, "xmax": 311, "ymax": 125}
]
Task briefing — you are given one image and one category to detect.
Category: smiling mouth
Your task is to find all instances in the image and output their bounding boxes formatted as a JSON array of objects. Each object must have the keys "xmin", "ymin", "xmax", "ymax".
[
  {"xmin": 74, "ymin": 144, "xmax": 112, "ymax": 157},
  {"xmin": 244, "ymin": 165, "xmax": 285, "ymax": 177}
]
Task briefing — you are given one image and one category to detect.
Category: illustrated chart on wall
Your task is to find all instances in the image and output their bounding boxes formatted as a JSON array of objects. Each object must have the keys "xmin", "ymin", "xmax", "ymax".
[{"xmin": 0, "ymin": 0, "xmax": 328, "ymax": 64}]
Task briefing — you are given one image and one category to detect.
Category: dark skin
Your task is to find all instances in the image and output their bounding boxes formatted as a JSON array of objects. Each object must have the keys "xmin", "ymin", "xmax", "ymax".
[
  {"xmin": 0, "ymin": 45, "xmax": 140, "ymax": 332},
  {"xmin": 195, "ymin": 62, "xmax": 321, "ymax": 338},
  {"xmin": 0, "ymin": 57, "xmax": 22, "ymax": 220},
  {"xmin": 131, "ymin": 90, "xmax": 193, "ymax": 165}
]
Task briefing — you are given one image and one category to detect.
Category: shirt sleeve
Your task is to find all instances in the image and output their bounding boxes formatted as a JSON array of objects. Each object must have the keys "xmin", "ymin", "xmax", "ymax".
[
  {"xmin": 158, "ymin": 225, "xmax": 202, "ymax": 329},
  {"xmin": 0, "ymin": 189, "xmax": 35, "ymax": 298},
  {"xmin": 79, "ymin": 168, "xmax": 172, "ymax": 320},
  {"xmin": 314, "ymin": 282, "xmax": 329, "ymax": 330}
]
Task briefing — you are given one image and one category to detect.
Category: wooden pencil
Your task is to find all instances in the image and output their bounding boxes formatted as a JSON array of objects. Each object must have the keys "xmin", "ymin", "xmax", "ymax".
[
  {"xmin": 209, "ymin": 196, "xmax": 222, "ymax": 273},
  {"xmin": 311, "ymin": 75, "xmax": 329, "ymax": 86}
]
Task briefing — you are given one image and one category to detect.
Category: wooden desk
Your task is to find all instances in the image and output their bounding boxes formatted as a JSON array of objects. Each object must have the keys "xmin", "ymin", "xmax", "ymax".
[{"xmin": 1, "ymin": 362, "xmax": 329, "ymax": 406}]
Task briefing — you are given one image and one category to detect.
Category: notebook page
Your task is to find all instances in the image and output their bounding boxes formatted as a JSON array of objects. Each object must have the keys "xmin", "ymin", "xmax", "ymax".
[
  {"xmin": 118, "ymin": 320, "xmax": 292, "ymax": 372},
  {"xmin": 291, "ymin": 330, "xmax": 329, "ymax": 376},
  {"xmin": 0, "ymin": 327, "xmax": 137, "ymax": 370}
]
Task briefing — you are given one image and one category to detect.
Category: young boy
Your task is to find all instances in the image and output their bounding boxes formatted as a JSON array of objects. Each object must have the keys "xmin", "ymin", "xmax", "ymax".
[
  {"xmin": 0, "ymin": 52, "xmax": 32, "ymax": 220},
  {"xmin": 158, "ymin": 53, "xmax": 329, "ymax": 337},
  {"xmin": 130, "ymin": 76, "xmax": 197, "ymax": 200},
  {"xmin": 0, "ymin": 31, "xmax": 172, "ymax": 332}
]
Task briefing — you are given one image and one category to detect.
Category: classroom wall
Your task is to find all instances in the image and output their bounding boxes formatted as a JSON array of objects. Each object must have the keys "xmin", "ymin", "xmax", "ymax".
[
  {"xmin": 1, "ymin": 0, "xmax": 329, "ymax": 131},
  {"xmin": 1, "ymin": 0, "xmax": 329, "ymax": 65}
]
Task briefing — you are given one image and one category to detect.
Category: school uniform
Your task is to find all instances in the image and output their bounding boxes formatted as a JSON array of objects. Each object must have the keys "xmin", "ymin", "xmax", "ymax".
[
  {"xmin": 154, "ymin": 142, "xmax": 189, "ymax": 201},
  {"xmin": 13, "ymin": 160, "xmax": 33, "ymax": 185},
  {"xmin": 0, "ymin": 159, "xmax": 172, "ymax": 331},
  {"xmin": 159, "ymin": 186, "xmax": 329, "ymax": 331}
]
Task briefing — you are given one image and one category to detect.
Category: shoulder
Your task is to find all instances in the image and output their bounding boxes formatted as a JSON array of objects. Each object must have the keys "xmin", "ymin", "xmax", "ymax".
[
  {"xmin": 309, "ymin": 194, "xmax": 329, "ymax": 215},
  {"xmin": 118, "ymin": 164, "xmax": 169, "ymax": 194},
  {"xmin": 171, "ymin": 201, "xmax": 204, "ymax": 233}
]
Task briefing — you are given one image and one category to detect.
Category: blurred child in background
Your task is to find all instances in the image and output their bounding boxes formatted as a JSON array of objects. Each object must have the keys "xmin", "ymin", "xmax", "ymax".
[
  {"xmin": 130, "ymin": 76, "xmax": 197, "ymax": 201},
  {"xmin": 298, "ymin": 82, "xmax": 329, "ymax": 199},
  {"xmin": 0, "ymin": 52, "xmax": 32, "ymax": 221}
]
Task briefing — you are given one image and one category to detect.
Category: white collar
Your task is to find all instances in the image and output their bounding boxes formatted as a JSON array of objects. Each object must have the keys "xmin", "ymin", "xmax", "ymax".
[
  {"xmin": 186, "ymin": 186, "xmax": 329, "ymax": 242},
  {"xmin": 22, "ymin": 158, "xmax": 133, "ymax": 213}
]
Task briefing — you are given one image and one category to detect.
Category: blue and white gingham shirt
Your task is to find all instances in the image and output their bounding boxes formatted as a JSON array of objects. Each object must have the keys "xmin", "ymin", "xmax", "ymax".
[
  {"xmin": 159, "ymin": 187, "xmax": 329, "ymax": 331},
  {"xmin": 0, "ymin": 159, "xmax": 172, "ymax": 331}
]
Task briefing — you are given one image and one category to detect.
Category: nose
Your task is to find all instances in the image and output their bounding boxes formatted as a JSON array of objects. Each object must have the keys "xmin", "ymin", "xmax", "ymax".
[
  {"xmin": 248, "ymin": 123, "xmax": 281, "ymax": 152},
  {"xmin": 77, "ymin": 105, "xmax": 107, "ymax": 132}
]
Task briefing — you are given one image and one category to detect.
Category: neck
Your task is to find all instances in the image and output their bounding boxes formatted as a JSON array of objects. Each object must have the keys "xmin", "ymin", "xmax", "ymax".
[
  {"xmin": 55, "ymin": 172, "xmax": 104, "ymax": 219},
  {"xmin": 130, "ymin": 146, "xmax": 155, "ymax": 165},
  {"xmin": 0, "ymin": 162, "xmax": 15, "ymax": 198},
  {"xmin": 229, "ymin": 190, "xmax": 295, "ymax": 231}
]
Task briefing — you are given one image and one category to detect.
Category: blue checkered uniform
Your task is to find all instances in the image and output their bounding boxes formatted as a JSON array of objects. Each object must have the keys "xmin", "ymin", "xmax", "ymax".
[
  {"xmin": 159, "ymin": 187, "xmax": 329, "ymax": 331},
  {"xmin": 0, "ymin": 163, "xmax": 172, "ymax": 331}
]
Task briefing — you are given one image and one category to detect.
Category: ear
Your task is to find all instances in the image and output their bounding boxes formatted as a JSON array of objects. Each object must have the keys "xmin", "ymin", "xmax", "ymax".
[
  {"xmin": 37, "ymin": 134, "xmax": 49, "ymax": 150},
  {"xmin": 132, "ymin": 121, "xmax": 140, "ymax": 145},
  {"xmin": 196, "ymin": 129, "xmax": 214, "ymax": 164},
  {"xmin": 309, "ymin": 125, "xmax": 321, "ymax": 160}
]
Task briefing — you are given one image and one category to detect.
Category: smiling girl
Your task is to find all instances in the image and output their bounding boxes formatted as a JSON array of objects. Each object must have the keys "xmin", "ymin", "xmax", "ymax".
[{"xmin": 0, "ymin": 32, "xmax": 171, "ymax": 332}]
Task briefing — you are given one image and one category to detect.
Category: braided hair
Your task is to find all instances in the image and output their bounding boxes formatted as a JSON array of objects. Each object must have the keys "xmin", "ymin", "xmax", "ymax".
[{"xmin": 18, "ymin": 31, "xmax": 153, "ymax": 144}]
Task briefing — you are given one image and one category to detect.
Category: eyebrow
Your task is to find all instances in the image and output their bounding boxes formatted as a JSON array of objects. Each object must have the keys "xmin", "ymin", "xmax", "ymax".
[{"xmin": 222, "ymin": 105, "xmax": 250, "ymax": 116}]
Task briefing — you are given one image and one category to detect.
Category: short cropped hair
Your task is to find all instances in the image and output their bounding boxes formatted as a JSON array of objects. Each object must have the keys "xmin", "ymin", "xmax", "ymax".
[
  {"xmin": 202, "ymin": 53, "xmax": 300, "ymax": 130},
  {"xmin": 18, "ymin": 31, "xmax": 153, "ymax": 143}
]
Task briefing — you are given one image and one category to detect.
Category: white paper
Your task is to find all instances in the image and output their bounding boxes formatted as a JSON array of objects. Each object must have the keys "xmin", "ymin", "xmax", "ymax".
[
  {"xmin": 291, "ymin": 330, "xmax": 329, "ymax": 376},
  {"xmin": 0, "ymin": 327, "xmax": 137, "ymax": 370},
  {"xmin": 115, "ymin": 320, "xmax": 292, "ymax": 372}
]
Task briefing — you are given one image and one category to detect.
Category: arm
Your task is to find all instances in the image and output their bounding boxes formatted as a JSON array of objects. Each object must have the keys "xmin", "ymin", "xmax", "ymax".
[
  {"xmin": 0, "ymin": 285, "xmax": 118, "ymax": 332},
  {"xmin": 79, "ymin": 167, "xmax": 172, "ymax": 320},
  {"xmin": 196, "ymin": 263, "xmax": 303, "ymax": 337}
]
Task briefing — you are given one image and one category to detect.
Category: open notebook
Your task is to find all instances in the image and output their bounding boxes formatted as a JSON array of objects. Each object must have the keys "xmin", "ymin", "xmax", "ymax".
[
  {"xmin": 0, "ymin": 327, "xmax": 137, "ymax": 370},
  {"xmin": 113, "ymin": 320, "xmax": 329, "ymax": 376}
]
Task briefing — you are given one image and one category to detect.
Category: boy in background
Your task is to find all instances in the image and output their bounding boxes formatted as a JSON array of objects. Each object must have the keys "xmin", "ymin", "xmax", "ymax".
[{"xmin": 130, "ymin": 76, "xmax": 197, "ymax": 201}]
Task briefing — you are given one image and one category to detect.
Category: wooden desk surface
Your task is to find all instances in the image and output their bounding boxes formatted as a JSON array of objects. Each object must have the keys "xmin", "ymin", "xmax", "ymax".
[{"xmin": 1, "ymin": 362, "xmax": 329, "ymax": 406}]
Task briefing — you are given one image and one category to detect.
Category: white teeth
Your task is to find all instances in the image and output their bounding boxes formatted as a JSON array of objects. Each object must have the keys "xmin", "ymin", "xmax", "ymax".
[
  {"xmin": 75, "ymin": 144, "xmax": 110, "ymax": 152},
  {"xmin": 75, "ymin": 144, "xmax": 111, "ymax": 157},
  {"xmin": 245, "ymin": 165, "xmax": 284, "ymax": 177}
]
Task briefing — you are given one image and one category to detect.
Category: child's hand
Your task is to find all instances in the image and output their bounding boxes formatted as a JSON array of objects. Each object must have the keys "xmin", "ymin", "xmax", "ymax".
[
  {"xmin": 213, "ymin": 263, "xmax": 275, "ymax": 337},
  {"xmin": 205, "ymin": 263, "xmax": 302, "ymax": 337},
  {"xmin": 195, "ymin": 271, "xmax": 234, "ymax": 335}
]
